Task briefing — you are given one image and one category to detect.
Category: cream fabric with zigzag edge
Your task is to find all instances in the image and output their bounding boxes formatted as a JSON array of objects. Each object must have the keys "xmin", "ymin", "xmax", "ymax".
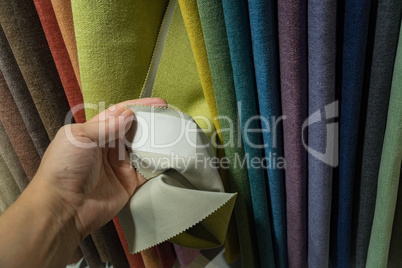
[{"xmin": 118, "ymin": 105, "xmax": 236, "ymax": 253}]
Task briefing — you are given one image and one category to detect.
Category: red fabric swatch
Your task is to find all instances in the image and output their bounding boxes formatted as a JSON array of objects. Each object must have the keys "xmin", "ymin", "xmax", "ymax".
[{"xmin": 33, "ymin": 0, "xmax": 85, "ymax": 123}]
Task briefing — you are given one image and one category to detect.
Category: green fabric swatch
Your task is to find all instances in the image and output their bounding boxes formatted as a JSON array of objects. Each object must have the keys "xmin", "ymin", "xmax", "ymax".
[
  {"xmin": 366, "ymin": 23, "xmax": 402, "ymax": 268},
  {"xmin": 71, "ymin": 0, "xmax": 168, "ymax": 120},
  {"xmin": 151, "ymin": 3, "xmax": 214, "ymax": 136},
  {"xmin": 196, "ymin": 0, "xmax": 258, "ymax": 266}
]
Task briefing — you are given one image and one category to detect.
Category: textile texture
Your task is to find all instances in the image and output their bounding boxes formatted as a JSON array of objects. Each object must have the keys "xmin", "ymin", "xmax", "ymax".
[
  {"xmin": 277, "ymin": 0, "xmax": 308, "ymax": 267},
  {"xmin": 307, "ymin": 1, "xmax": 337, "ymax": 267},
  {"xmin": 197, "ymin": 0, "xmax": 259, "ymax": 266},
  {"xmin": 221, "ymin": 0, "xmax": 274, "ymax": 267},
  {"xmin": 366, "ymin": 21, "xmax": 402, "ymax": 268}
]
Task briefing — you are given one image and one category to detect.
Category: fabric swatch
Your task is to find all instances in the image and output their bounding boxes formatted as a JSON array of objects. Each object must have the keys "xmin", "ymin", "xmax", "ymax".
[
  {"xmin": 366, "ymin": 21, "xmax": 402, "ymax": 268},
  {"xmin": 80, "ymin": 235, "xmax": 102, "ymax": 268},
  {"xmin": 99, "ymin": 221, "xmax": 129, "ymax": 268},
  {"xmin": 277, "ymin": 0, "xmax": 308, "ymax": 267},
  {"xmin": 119, "ymin": 105, "xmax": 236, "ymax": 253},
  {"xmin": 196, "ymin": 0, "xmax": 258, "ymax": 266},
  {"xmin": 0, "ymin": 154, "xmax": 21, "ymax": 211},
  {"xmin": 91, "ymin": 229, "xmax": 110, "ymax": 263},
  {"xmin": 247, "ymin": 1, "xmax": 287, "ymax": 267},
  {"xmin": 173, "ymin": 244, "xmax": 199, "ymax": 267},
  {"xmin": 0, "ymin": 70, "xmax": 41, "ymax": 180},
  {"xmin": 50, "ymin": 0, "xmax": 81, "ymax": 87},
  {"xmin": 113, "ymin": 217, "xmax": 144, "ymax": 268},
  {"xmin": 141, "ymin": 247, "xmax": 163, "ymax": 268},
  {"xmin": 176, "ymin": 1, "xmax": 240, "ymax": 260},
  {"xmin": 307, "ymin": 1, "xmax": 337, "ymax": 267},
  {"xmin": 331, "ymin": 1, "xmax": 371, "ymax": 267},
  {"xmin": 388, "ymin": 172, "xmax": 402, "ymax": 267},
  {"xmin": 177, "ymin": 0, "xmax": 221, "ymax": 136},
  {"xmin": 221, "ymin": 1, "xmax": 274, "ymax": 267},
  {"xmin": 156, "ymin": 242, "xmax": 177, "ymax": 268},
  {"xmin": 150, "ymin": 2, "xmax": 214, "ymax": 135},
  {"xmin": 352, "ymin": 1, "xmax": 402, "ymax": 267},
  {"xmin": 0, "ymin": 26, "xmax": 49, "ymax": 157},
  {"xmin": 71, "ymin": 0, "xmax": 168, "ymax": 120},
  {"xmin": 0, "ymin": 0, "xmax": 71, "ymax": 140},
  {"xmin": 34, "ymin": 0, "xmax": 85, "ymax": 123},
  {"xmin": 0, "ymin": 122, "xmax": 28, "ymax": 192}
]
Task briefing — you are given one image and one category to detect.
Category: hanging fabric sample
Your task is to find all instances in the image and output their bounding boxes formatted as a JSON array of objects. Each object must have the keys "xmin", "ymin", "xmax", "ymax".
[
  {"xmin": 248, "ymin": 1, "xmax": 288, "ymax": 267},
  {"xmin": 277, "ymin": 0, "xmax": 308, "ymax": 267},
  {"xmin": 307, "ymin": 0, "xmax": 337, "ymax": 267},
  {"xmin": 197, "ymin": 0, "xmax": 259, "ymax": 266},
  {"xmin": 366, "ymin": 21, "xmax": 402, "ymax": 268},
  {"xmin": 34, "ymin": 0, "xmax": 85, "ymax": 123},
  {"xmin": 352, "ymin": 1, "xmax": 402, "ymax": 267},
  {"xmin": 221, "ymin": 0, "xmax": 274, "ymax": 267},
  {"xmin": 0, "ymin": 0, "xmax": 70, "ymax": 140},
  {"xmin": 331, "ymin": 1, "xmax": 371, "ymax": 266}
]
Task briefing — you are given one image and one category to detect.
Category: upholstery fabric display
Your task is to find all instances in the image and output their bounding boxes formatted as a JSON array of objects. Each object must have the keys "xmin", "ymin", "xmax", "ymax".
[
  {"xmin": 99, "ymin": 221, "xmax": 129, "ymax": 268},
  {"xmin": 307, "ymin": 1, "xmax": 337, "ymax": 267},
  {"xmin": 71, "ymin": 0, "xmax": 168, "ymax": 120},
  {"xmin": 113, "ymin": 217, "xmax": 145, "ymax": 268},
  {"xmin": 0, "ymin": 154, "xmax": 21, "ymax": 212},
  {"xmin": 50, "ymin": 0, "xmax": 81, "ymax": 87},
  {"xmin": 388, "ymin": 173, "xmax": 402, "ymax": 267},
  {"xmin": 177, "ymin": 0, "xmax": 239, "ymax": 261},
  {"xmin": 366, "ymin": 22, "xmax": 402, "ymax": 268},
  {"xmin": 331, "ymin": 1, "xmax": 371, "ymax": 267},
  {"xmin": 352, "ymin": 1, "xmax": 402, "ymax": 267},
  {"xmin": 156, "ymin": 242, "xmax": 177, "ymax": 268},
  {"xmin": 0, "ymin": 122, "xmax": 28, "ymax": 192},
  {"xmin": 0, "ymin": 0, "xmax": 71, "ymax": 140},
  {"xmin": 118, "ymin": 105, "xmax": 236, "ymax": 253},
  {"xmin": 277, "ymin": 0, "xmax": 308, "ymax": 267},
  {"xmin": 221, "ymin": 0, "xmax": 274, "ymax": 267},
  {"xmin": 173, "ymin": 244, "xmax": 199, "ymax": 267},
  {"xmin": 34, "ymin": 0, "xmax": 85, "ymax": 123},
  {"xmin": 197, "ymin": 0, "xmax": 258, "ymax": 266},
  {"xmin": 0, "ymin": 26, "xmax": 49, "ymax": 157},
  {"xmin": 0, "ymin": 71, "xmax": 41, "ymax": 180},
  {"xmin": 248, "ymin": 1, "xmax": 287, "ymax": 267}
]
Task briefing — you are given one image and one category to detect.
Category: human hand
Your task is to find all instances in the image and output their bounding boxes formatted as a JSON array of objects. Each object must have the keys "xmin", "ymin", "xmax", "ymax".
[{"xmin": 34, "ymin": 98, "xmax": 167, "ymax": 239}]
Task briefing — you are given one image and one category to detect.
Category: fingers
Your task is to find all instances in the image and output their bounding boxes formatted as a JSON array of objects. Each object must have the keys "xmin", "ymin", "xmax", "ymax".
[
  {"xmin": 88, "ymin": 98, "xmax": 167, "ymax": 123},
  {"xmin": 82, "ymin": 109, "xmax": 135, "ymax": 146}
]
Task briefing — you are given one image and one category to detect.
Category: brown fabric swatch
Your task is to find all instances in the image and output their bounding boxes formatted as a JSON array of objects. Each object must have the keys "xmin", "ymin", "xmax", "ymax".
[
  {"xmin": 141, "ymin": 247, "xmax": 163, "ymax": 268},
  {"xmin": 80, "ymin": 235, "xmax": 102, "ymax": 268},
  {"xmin": 0, "ymin": 121, "xmax": 29, "ymax": 192},
  {"xmin": 0, "ymin": 71, "xmax": 41, "ymax": 180},
  {"xmin": 50, "ymin": 0, "xmax": 81, "ymax": 87},
  {"xmin": 34, "ymin": 0, "xmax": 85, "ymax": 123},
  {"xmin": 0, "ymin": 26, "xmax": 49, "ymax": 157},
  {"xmin": 0, "ymin": 0, "xmax": 70, "ymax": 140},
  {"xmin": 69, "ymin": 246, "xmax": 84, "ymax": 265},
  {"xmin": 91, "ymin": 229, "xmax": 110, "ymax": 263},
  {"xmin": 99, "ymin": 221, "xmax": 129, "ymax": 268}
]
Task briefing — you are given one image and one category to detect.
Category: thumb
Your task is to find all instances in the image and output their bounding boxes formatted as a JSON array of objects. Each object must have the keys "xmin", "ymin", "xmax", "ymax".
[{"xmin": 83, "ymin": 109, "xmax": 134, "ymax": 147}]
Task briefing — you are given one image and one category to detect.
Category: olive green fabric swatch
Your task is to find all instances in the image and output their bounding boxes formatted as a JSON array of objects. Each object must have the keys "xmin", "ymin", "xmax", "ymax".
[
  {"xmin": 151, "ymin": 3, "xmax": 214, "ymax": 135},
  {"xmin": 71, "ymin": 0, "xmax": 169, "ymax": 120},
  {"xmin": 196, "ymin": 0, "xmax": 258, "ymax": 266},
  {"xmin": 366, "ymin": 23, "xmax": 402, "ymax": 268},
  {"xmin": 0, "ymin": 121, "xmax": 28, "ymax": 192},
  {"xmin": 0, "ymin": 153, "xmax": 21, "ymax": 212}
]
